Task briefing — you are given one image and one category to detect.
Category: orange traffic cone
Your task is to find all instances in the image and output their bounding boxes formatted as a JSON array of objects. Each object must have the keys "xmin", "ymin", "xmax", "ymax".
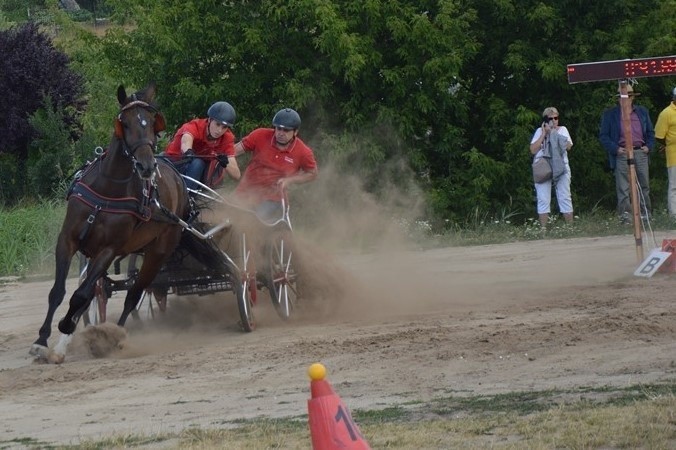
[{"xmin": 307, "ymin": 363, "xmax": 371, "ymax": 450}]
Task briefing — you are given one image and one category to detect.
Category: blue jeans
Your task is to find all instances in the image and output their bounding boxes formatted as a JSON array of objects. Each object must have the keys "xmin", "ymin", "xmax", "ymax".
[
  {"xmin": 255, "ymin": 200, "xmax": 283, "ymax": 224},
  {"xmin": 176, "ymin": 158, "xmax": 206, "ymax": 190}
]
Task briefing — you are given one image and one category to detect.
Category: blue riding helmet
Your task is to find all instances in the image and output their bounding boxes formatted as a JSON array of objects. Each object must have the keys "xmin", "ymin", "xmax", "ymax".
[
  {"xmin": 272, "ymin": 108, "xmax": 301, "ymax": 130},
  {"xmin": 207, "ymin": 101, "xmax": 236, "ymax": 127}
]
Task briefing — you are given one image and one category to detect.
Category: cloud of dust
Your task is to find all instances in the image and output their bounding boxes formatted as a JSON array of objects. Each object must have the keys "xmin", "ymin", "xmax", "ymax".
[
  {"xmin": 69, "ymin": 322, "xmax": 128, "ymax": 359},
  {"xmin": 296, "ymin": 160, "xmax": 428, "ymax": 253},
  {"xmin": 193, "ymin": 129, "xmax": 443, "ymax": 325}
]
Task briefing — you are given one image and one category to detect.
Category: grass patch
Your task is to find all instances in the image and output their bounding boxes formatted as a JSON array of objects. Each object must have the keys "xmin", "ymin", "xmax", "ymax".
[
  {"xmin": 0, "ymin": 199, "xmax": 65, "ymax": 278},
  {"xmin": 25, "ymin": 382, "xmax": 674, "ymax": 449},
  {"xmin": 0, "ymin": 437, "xmax": 52, "ymax": 449},
  {"xmin": 422, "ymin": 209, "xmax": 676, "ymax": 248},
  {"xmin": 429, "ymin": 390, "xmax": 560, "ymax": 417}
]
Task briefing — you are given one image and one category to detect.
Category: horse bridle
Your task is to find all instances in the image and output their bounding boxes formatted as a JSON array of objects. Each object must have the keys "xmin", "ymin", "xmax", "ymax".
[{"xmin": 115, "ymin": 100, "xmax": 165, "ymax": 158}]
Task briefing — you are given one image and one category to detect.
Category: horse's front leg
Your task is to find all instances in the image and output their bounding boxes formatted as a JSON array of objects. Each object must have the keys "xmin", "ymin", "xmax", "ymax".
[
  {"xmin": 58, "ymin": 248, "xmax": 116, "ymax": 335},
  {"xmin": 40, "ymin": 250, "xmax": 116, "ymax": 364},
  {"xmin": 30, "ymin": 235, "xmax": 76, "ymax": 358}
]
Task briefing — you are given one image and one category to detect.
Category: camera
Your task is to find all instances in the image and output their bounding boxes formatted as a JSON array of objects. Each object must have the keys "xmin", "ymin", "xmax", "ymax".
[{"xmin": 542, "ymin": 115, "xmax": 554, "ymax": 127}]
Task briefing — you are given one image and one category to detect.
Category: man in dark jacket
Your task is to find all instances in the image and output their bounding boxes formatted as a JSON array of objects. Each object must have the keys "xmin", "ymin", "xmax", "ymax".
[{"xmin": 599, "ymin": 84, "xmax": 655, "ymax": 223}]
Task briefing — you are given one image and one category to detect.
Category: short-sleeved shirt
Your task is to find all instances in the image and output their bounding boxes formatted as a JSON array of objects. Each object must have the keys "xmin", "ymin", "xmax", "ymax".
[
  {"xmin": 655, "ymin": 103, "xmax": 676, "ymax": 167},
  {"xmin": 164, "ymin": 118, "xmax": 235, "ymax": 158},
  {"xmin": 235, "ymin": 128, "xmax": 317, "ymax": 203},
  {"xmin": 530, "ymin": 125, "xmax": 573, "ymax": 164}
]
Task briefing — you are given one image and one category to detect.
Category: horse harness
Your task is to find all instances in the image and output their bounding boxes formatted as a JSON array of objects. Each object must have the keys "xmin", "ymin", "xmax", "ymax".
[{"xmin": 68, "ymin": 154, "xmax": 184, "ymax": 245}]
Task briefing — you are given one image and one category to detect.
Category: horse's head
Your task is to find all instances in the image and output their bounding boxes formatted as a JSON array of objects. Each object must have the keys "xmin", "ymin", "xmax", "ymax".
[{"xmin": 114, "ymin": 82, "xmax": 166, "ymax": 180}]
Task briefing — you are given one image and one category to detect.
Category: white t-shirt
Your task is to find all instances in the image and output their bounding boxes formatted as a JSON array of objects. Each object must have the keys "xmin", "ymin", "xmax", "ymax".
[{"xmin": 531, "ymin": 126, "xmax": 573, "ymax": 164}]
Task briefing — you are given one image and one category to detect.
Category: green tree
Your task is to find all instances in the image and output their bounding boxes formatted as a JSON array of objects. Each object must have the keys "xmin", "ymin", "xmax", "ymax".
[
  {"xmin": 0, "ymin": 0, "xmax": 46, "ymax": 24},
  {"xmin": 101, "ymin": 0, "xmax": 479, "ymax": 214},
  {"xmin": 441, "ymin": 0, "xmax": 673, "ymax": 221},
  {"xmin": 9, "ymin": 0, "xmax": 673, "ymax": 224}
]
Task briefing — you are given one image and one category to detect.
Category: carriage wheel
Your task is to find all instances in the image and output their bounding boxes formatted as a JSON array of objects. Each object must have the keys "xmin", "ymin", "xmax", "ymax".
[
  {"xmin": 134, "ymin": 289, "xmax": 156, "ymax": 320},
  {"xmin": 94, "ymin": 279, "xmax": 108, "ymax": 323},
  {"xmin": 222, "ymin": 250, "xmax": 255, "ymax": 332},
  {"xmin": 265, "ymin": 233, "xmax": 300, "ymax": 320},
  {"xmin": 127, "ymin": 253, "xmax": 166, "ymax": 321},
  {"xmin": 79, "ymin": 253, "xmax": 108, "ymax": 326},
  {"xmin": 83, "ymin": 279, "xmax": 108, "ymax": 325}
]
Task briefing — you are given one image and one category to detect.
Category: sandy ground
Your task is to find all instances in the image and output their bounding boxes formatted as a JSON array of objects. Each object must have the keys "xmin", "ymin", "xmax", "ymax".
[{"xmin": 0, "ymin": 233, "xmax": 675, "ymax": 446}]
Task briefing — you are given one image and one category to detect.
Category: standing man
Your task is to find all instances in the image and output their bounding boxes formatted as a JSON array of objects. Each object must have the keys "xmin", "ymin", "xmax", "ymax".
[
  {"xmin": 599, "ymin": 84, "xmax": 655, "ymax": 224},
  {"xmin": 165, "ymin": 101, "xmax": 241, "ymax": 189},
  {"xmin": 655, "ymin": 87, "xmax": 676, "ymax": 218},
  {"xmin": 234, "ymin": 108, "xmax": 318, "ymax": 222}
]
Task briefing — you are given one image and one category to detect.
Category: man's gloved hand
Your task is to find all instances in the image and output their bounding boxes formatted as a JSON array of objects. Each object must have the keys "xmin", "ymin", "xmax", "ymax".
[
  {"xmin": 183, "ymin": 148, "xmax": 195, "ymax": 160},
  {"xmin": 216, "ymin": 154, "xmax": 229, "ymax": 168}
]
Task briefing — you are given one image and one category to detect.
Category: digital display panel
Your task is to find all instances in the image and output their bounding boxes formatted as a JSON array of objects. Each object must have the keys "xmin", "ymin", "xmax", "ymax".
[{"xmin": 567, "ymin": 56, "xmax": 676, "ymax": 84}]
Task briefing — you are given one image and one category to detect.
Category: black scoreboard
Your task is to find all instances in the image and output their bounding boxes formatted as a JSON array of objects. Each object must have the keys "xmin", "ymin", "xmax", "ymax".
[{"xmin": 567, "ymin": 56, "xmax": 676, "ymax": 84}]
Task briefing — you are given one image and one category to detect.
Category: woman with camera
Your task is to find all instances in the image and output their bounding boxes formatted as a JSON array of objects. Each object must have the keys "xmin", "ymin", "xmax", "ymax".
[{"xmin": 529, "ymin": 106, "xmax": 574, "ymax": 228}]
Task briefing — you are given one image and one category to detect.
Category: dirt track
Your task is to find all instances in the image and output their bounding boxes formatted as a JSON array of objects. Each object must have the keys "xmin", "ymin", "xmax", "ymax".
[{"xmin": 0, "ymin": 233, "xmax": 675, "ymax": 446}]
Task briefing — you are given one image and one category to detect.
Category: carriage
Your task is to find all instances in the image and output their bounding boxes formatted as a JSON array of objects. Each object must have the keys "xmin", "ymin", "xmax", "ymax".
[
  {"xmin": 79, "ymin": 177, "xmax": 301, "ymax": 333},
  {"xmin": 30, "ymin": 82, "xmax": 301, "ymax": 363}
]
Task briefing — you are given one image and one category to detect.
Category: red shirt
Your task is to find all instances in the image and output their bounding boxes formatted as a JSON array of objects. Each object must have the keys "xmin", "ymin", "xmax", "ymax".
[
  {"xmin": 164, "ymin": 118, "xmax": 235, "ymax": 158},
  {"xmin": 235, "ymin": 128, "xmax": 317, "ymax": 203}
]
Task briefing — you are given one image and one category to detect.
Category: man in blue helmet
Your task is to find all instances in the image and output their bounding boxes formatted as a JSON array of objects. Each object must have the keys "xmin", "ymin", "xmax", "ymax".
[{"xmin": 165, "ymin": 101, "xmax": 241, "ymax": 190}]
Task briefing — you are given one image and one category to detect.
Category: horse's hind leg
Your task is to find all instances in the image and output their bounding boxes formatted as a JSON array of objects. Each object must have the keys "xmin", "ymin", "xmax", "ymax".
[
  {"xmin": 118, "ymin": 248, "xmax": 174, "ymax": 327},
  {"xmin": 31, "ymin": 235, "xmax": 75, "ymax": 357}
]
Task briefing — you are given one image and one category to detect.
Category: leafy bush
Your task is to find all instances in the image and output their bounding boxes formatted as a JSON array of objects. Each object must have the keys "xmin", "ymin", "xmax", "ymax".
[
  {"xmin": 66, "ymin": 9, "xmax": 92, "ymax": 22},
  {"xmin": 0, "ymin": 21, "xmax": 84, "ymax": 205},
  {"xmin": 0, "ymin": 0, "xmax": 46, "ymax": 23},
  {"xmin": 0, "ymin": 153, "xmax": 23, "ymax": 206},
  {"xmin": 27, "ymin": 99, "xmax": 77, "ymax": 198}
]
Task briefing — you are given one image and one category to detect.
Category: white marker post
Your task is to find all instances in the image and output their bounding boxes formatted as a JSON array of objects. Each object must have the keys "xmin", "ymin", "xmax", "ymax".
[{"xmin": 634, "ymin": 249, "xmax": 672, "ymax": 278}]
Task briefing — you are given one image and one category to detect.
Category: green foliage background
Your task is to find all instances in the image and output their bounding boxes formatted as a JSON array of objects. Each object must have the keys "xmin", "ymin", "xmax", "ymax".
[{"xmin": 1, "ymin": 0, "xmax": 676, "ymax": 227}]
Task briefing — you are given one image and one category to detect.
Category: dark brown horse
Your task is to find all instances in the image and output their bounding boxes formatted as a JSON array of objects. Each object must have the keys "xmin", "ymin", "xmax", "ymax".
[{"xmin": 30, "ymin": 82, "xmax": 190, "ymax": 363}]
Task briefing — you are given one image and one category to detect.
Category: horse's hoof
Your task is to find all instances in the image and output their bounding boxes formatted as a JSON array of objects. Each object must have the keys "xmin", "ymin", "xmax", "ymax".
[
  {"xmin": 47, "ymin": 350, "xmax": 65, "ymax": 364},
  {"xmin": 29, "ymin": 343, "xmax": 49, "ymax": 360}
]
